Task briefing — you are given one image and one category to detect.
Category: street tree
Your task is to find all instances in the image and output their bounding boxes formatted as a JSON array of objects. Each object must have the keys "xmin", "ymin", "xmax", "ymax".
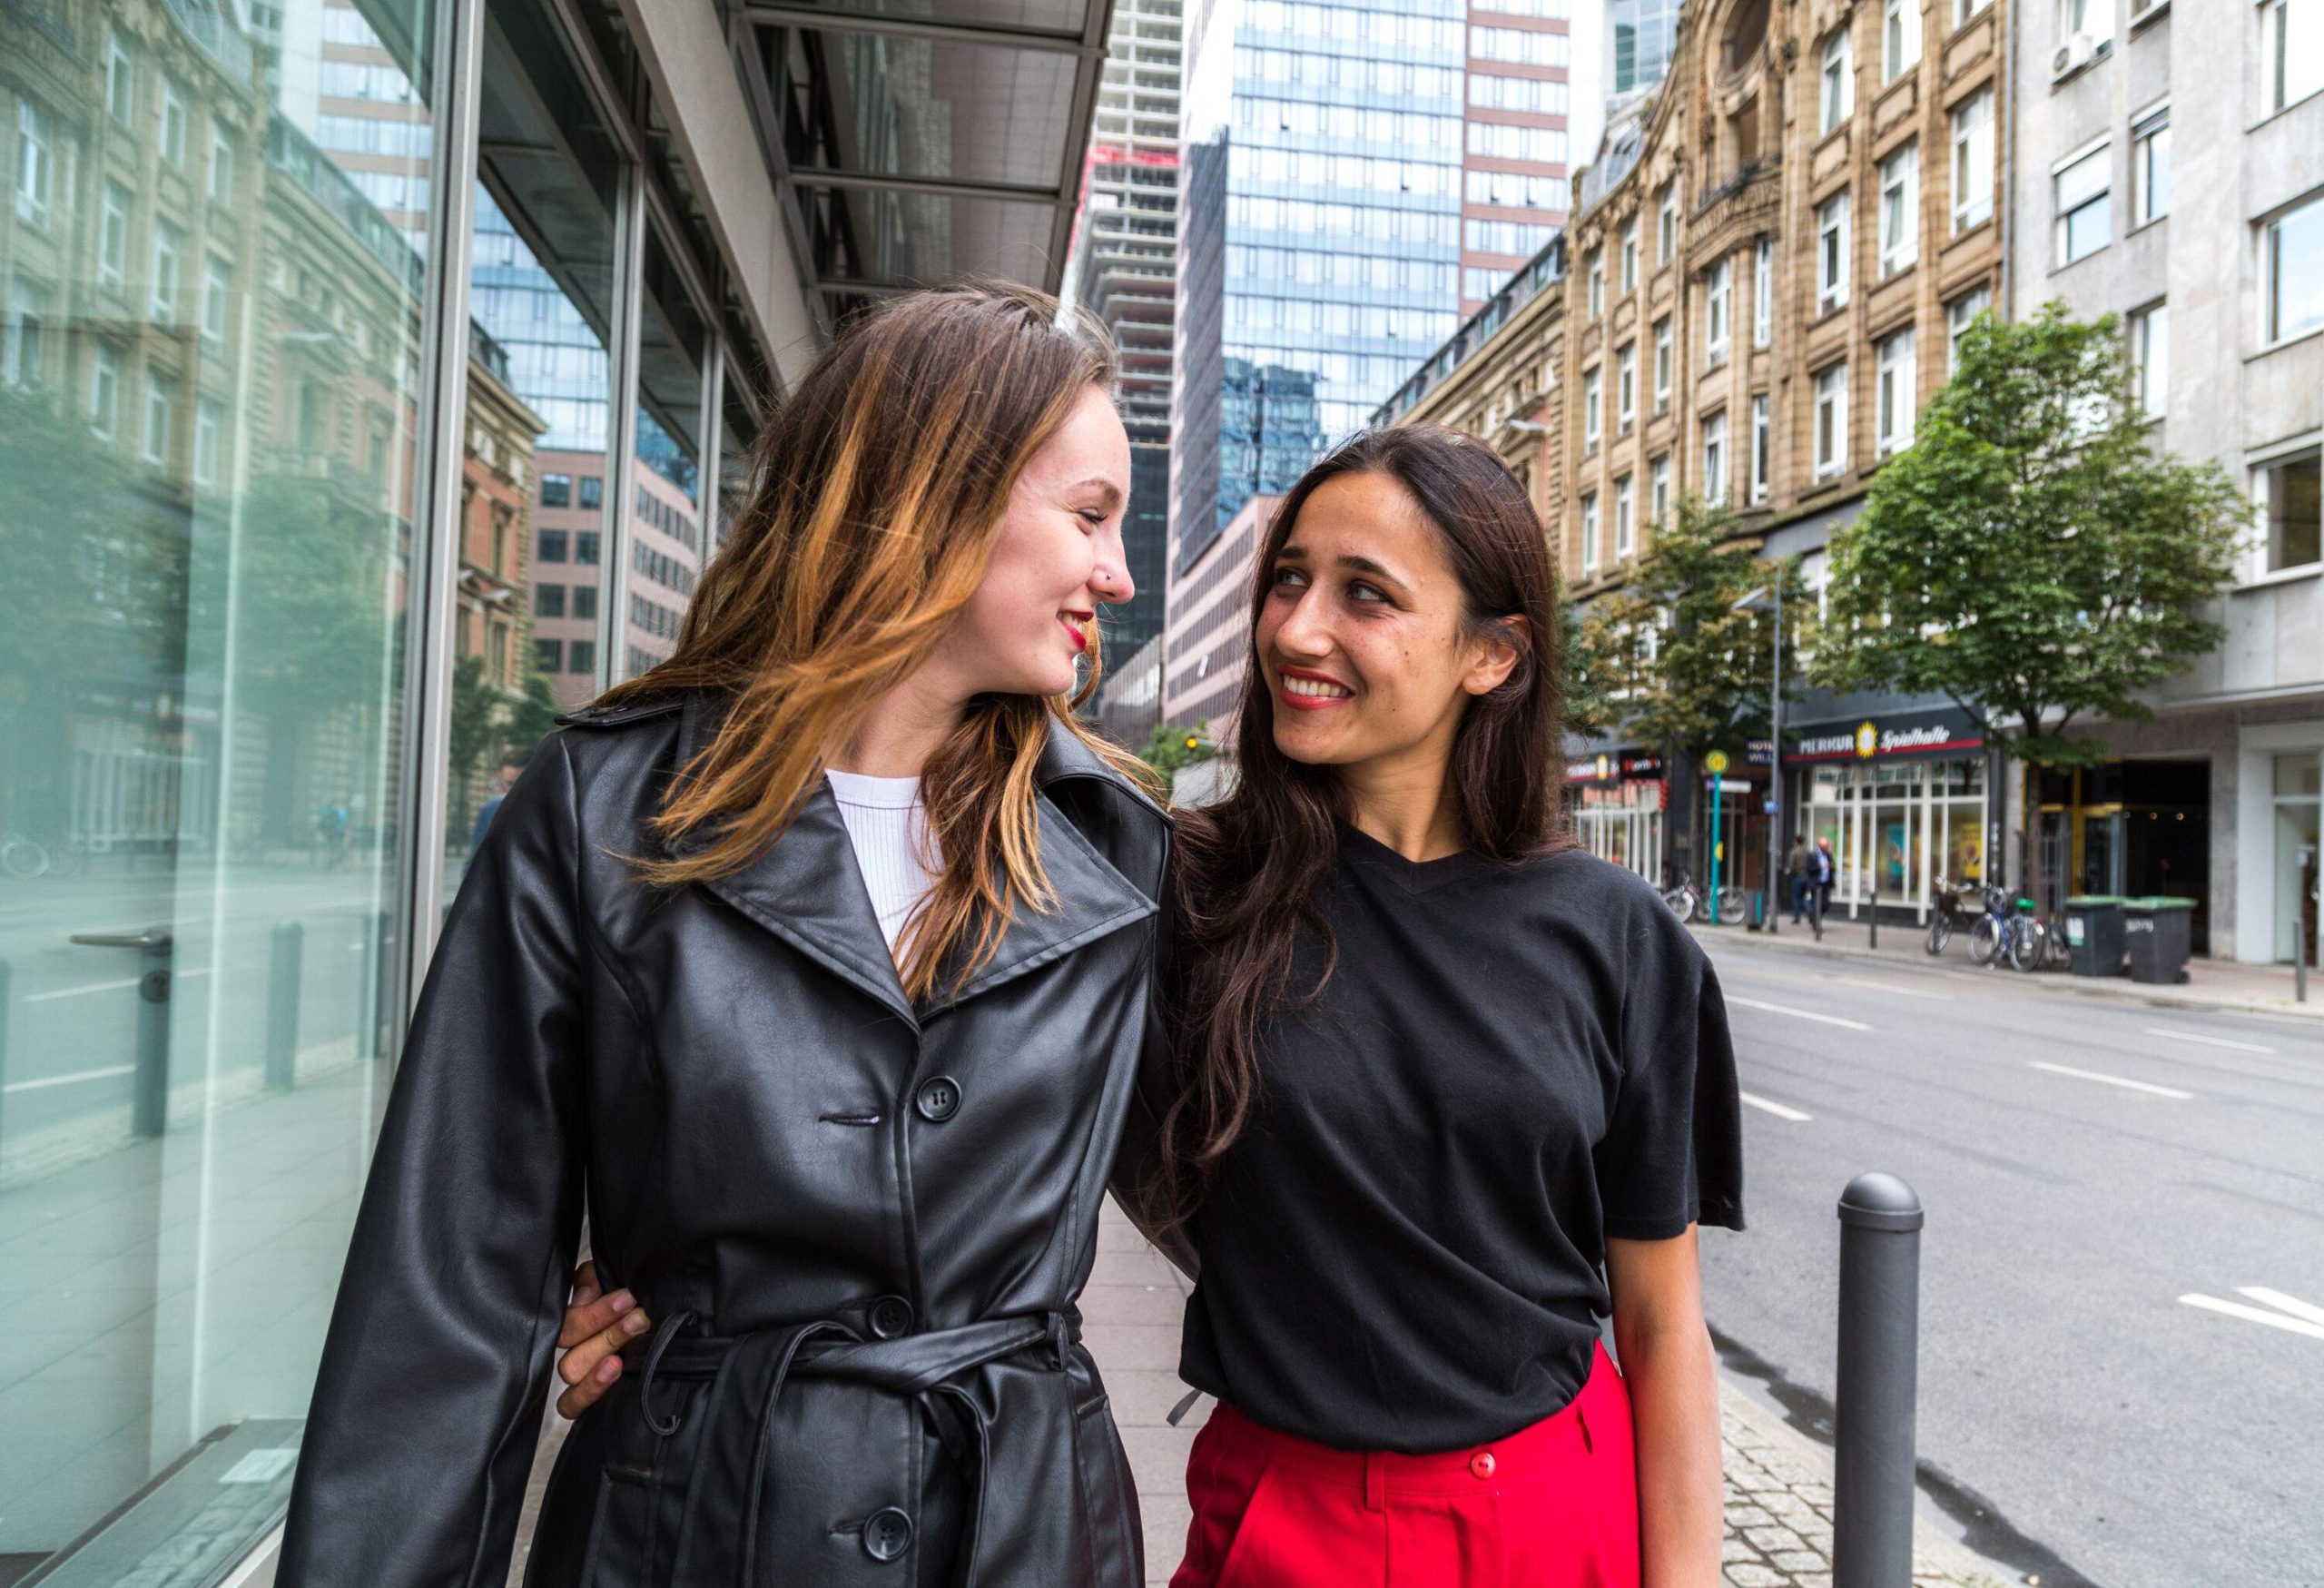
[{"xmin": 1816, "ymin": 302, "xmax": 2245, "ymax": 896}]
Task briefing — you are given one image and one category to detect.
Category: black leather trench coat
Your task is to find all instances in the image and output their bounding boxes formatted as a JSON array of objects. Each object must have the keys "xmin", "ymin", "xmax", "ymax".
[{"xmin": 279, "ymin": 690, "xmax": 1177, "ymax": 1588}]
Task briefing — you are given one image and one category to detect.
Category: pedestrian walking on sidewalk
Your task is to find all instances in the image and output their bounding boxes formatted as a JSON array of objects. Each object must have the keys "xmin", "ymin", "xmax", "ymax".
[
  {"xmin": 549, "ymin": 427, "xmax": 1747, "ymax": 1587},
  {"xmin": 1787, "ymin": 832, "xmax": 1812, "ymax": 923},
  {"xmin": 280, "ymin": 284, "xmax": 1169, "ymax": 1588},
  {"xmin": 1815, "ymin": 835, "xmax": 1836, "ymax": 924}
]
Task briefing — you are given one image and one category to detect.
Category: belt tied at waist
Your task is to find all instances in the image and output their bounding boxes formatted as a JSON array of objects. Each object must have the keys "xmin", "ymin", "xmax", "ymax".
[{"xmin": 623, "ymin": 1307, "xmax": 1080, "ymax": 1587}]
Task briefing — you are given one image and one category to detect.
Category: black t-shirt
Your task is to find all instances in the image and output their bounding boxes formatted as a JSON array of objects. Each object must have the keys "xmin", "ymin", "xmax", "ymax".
[{"xmin": 1178, "ymin": 827, "xmax": 1745, "ymax": 1454}]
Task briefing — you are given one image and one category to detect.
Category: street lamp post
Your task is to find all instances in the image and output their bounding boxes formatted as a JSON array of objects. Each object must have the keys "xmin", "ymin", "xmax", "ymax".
[{"xmin": 1736, "ymin": 582, "xmax": 1783, "ymax": 936}]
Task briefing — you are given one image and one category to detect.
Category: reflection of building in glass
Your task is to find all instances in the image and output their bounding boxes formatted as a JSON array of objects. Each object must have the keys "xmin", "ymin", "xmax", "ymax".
[
  {"xmin": 1067, "ymin": 0, "xmax": 1183, "ymax": 664},
  {"xmin": 1610, "ymin": 0, "xmax": 1680, "ymax": 94}
]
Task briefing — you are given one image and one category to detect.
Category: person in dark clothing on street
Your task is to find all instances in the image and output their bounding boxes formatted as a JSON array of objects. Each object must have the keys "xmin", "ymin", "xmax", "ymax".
[{"xmin": 1786, "ymin": 833, "xmax": 1811, "ymax": 923}]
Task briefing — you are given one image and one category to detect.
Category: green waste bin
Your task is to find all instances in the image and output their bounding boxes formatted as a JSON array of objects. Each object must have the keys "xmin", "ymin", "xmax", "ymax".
[
  {"xmin": 2122, "ymin": 896, "xmax": 2197, "ymax": 984},
  {"xmin": 2063, "ymin": 896, "xmax": 2128, "ymax": 977}
]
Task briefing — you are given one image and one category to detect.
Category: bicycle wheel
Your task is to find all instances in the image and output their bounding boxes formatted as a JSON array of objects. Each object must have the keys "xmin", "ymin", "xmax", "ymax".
[
  {"xmin": 1662, "ymin": 887, "xmax": 1698, "ymax": 922},
  {"xmin": 1967, "ymin": 915, "xmax": 1999, "ymax": 966},
  {"xmin": 1713, "ymin": 885, "xmax": 1749, "ymax": 923},
  {"xmin": 0, "ymin": 836, "xmax": 48, "ymax": 880},
  {"xmin": 2009, "ymin": 919, "xmax": 2045, "ymax": 972},
  {"xmin": 1926, "ymin": 915, "xmax": 1952, "ymax": 956}
]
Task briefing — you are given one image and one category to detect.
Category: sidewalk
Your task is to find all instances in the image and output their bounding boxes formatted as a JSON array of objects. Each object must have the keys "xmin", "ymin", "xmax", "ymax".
[
  {"xmin": 1086, "ymin": 1204, "xmax": 2010, "ymax": 1588},
  {"xmin": 1699, "ymin": 908, "xmax": 2324, "ymax": 1025}
]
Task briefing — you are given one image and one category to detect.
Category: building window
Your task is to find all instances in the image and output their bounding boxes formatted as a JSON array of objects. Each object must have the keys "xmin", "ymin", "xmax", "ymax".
[
  {"xmin": 1615, "ymin": 474, "xmax": 1636, "ymax": 559},
  {"xmin": 15, "ymin": 101, "xmax": 54, "ymax": 229},
  {"xmin": 159, "ymin": 78, "xmax": 185, "ymax": 165},
  {"xmin": 143, "ymin": 371, "xmax": 174, "ymax": 464},
  {"xmin": 537, "ymin": 528, "xmax": 569, "ymax": 562},
  {"xmin": 569, "ymin": 638, "xmax": 597, "ymax": 675},
  {"xmin": 1956, "ymin": 0, "xmax": 1992, "ymax": 24},
  {"xmin": 150, "ymin": 225, "xmax": 181, "ymax": 325},
  {"xmin": 2054, "ymin": 143, "xmax": 2112, "ymax": 265},
  {"xmin": 541, "ymin": 470, "xmax": 573, "ymax": 507},
  {"xmin": 1815, "ymin": 363, "xmax": 1850, "ymax": 478},
  {"xmin": 1618, "ymin": 341, "xmax": 1637, "ymax": 429},
  {"xmin": 202, "ymin": 256, "xmax": 230, "ymax": 341},
  {"xmin": 1658, "ymin": 182, "xmax": 1679, "ymax": 263},
  {"xmin": 2261, "ymin": 0, "xmax": 2323, "ymax": 112},
  {"xmin": 1589, "ymin": 252, "xmax": 1605, "ymax": 319},
  {"xmin": 1750, "ymin": 394, "xmax": 1771, "ymax": 502},
  {"xmin": 1879, "ymin": 144, "xmax": 1919, "ymax": 277},
  {"xmin": 1884, "ymin": 0, "xmax": 1922, "ymax": 79},
  {"xmin": 193, "ymin": 397, "xmax": 222, "ymax": 487},
  {"xmin": 2132, "ymin": 105, "xmax": 2170, "ymax": 226},
  {"xmin": 536, "ymin": 584, "xmax": 567, "ymax": 618},
  {"xmin": 1584, "ymin": 366, "xmax": 1602, "ymax": 447},
  {"xmin": 578, "ymin": 474, "xmax": 604, "ymax": 509},
  {"xmin": 1876, "ymin": 329, "xmax": 1916, "ymax": 455},
  {"xmin": 1754, "ymin": 237, "xmax": 1773, "ymax": 347},
  {"xmin": 89, "ymin": 342, "xmax": 119, "ymax": 438},
  {"xmin": 2262, "ymin": 192, "xmax": 2324, "ymax": 346},
  {"xmin": 535, "ymin": 637, "xmax": 563, "ymax": 672},
  {"xmin": 2257, "ymin": 445, "xmax": 2321, "ymax": 572},
  {"xmin": 4, "ymin": 274, "xmax": 50, "ymax": 389},
  {"xmin": 1946, "ymin": 283, "xmax": 1993, "ymax": 368},
  {"xmin": 1651, "ymin": 453, "xmax": 1672, "ymax": 523},
  {"xmin": 1653, "ymin": 316, "xmax": 1673, "ymax": 408},
  {"xmin": 2129, "ymin": 301, "xmax": 2168, "ymax": 418},
  {"xmin": 1817, "ymin": 192, "xmax": 1851, "ymax": 313},
  {"xmin": 99, "ymin": 182, "xmax": 130, "ymax": 291},
  {"xmin": 576, "ymin": 529, "xmax": 602, "ymax": 564},
  {"xmin": 2060, "ymin": 0, "xmax": 2114, "ymax": 45},
  {"xmin": 573, "ymin": 586, "xmax": 598, "ymax": 621},
  {"xmin": 1703, "ymin": 411, "xmax": 1729, "ymax": 502},
  {"xmin": 1581, "ymin": 492, "xmax": 1600, "ymax": 576},
  {"xmin": 1621, "ymin": 220, "xmax": 1640, "ymax": 291},
  {"xmin": 106, "ymin": 32, "xmax": 134, "ymax": 126},
  {"xmin": 209, "ymin": 124, "xmax": 234, "ymax": 202},
  {"xmin": 1706, "ymin": 258, "xmax": 1732, "ymax": 366},
  {"xmin": 1951, "ymin": 88, "xmax": 1994, "ymax": 233},
  {"xmin": 1821, "ymin": 31, "xmax": 1853, "ymax": 134}
]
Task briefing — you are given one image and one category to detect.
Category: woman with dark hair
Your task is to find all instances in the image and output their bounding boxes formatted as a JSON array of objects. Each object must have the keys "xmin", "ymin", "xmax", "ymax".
[
  {"xmin": 552, "ymin": 423, "xmax": 1742, "ymax": 1585},
  {"xmin": 278, "ymin": 282, "xmax": 1170, "ymax": 1588}
]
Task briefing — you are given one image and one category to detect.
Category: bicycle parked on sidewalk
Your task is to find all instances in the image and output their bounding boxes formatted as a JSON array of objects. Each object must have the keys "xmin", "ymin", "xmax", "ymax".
[
  {"xmin": 1966, "ymin": 881, "xmax": 2055, "ymax": 972},
  {"xmin": 1662, "ymin": 866, "xmax": 1748, "ymax": 925},
  {"xmin": 1925, "ymin": 874, "xmax": 1969, "ymax": 955}
]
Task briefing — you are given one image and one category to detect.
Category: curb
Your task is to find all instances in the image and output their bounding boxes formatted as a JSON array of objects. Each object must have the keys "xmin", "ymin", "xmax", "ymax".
[{"xmin": 1699, "ymin": 926, "xmax": 2324, "ymax": 1028}]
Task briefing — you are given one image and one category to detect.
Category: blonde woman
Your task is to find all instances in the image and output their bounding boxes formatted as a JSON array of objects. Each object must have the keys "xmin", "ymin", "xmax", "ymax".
[{"xmin": 280, "ymin": 284, "xmax": 1171, "ymax": 1588}]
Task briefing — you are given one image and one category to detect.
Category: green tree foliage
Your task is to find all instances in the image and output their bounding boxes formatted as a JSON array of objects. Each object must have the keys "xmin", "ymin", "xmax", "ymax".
[
  {"xmin": 1139, "ymin": 721, "xmax": 1214, "ymax": 778},
  {"xmin": 1818, "ymin": 303, "xmax": 2243, "ymax": 771}
]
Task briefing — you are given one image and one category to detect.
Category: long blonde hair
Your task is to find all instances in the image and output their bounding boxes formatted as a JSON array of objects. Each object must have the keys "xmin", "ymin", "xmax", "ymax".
[{"xmin": 598, "ymin": 281, "xmax": 1153, "ymax": 999}]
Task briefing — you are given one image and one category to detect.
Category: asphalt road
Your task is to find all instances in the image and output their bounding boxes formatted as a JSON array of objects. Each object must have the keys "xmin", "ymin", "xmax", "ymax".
[{"xmin": 1692, "ymin": 932, "xmax": 2324, "ymax": 1588}]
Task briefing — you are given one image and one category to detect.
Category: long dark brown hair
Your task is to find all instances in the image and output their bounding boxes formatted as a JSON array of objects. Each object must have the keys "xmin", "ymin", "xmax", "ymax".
[
  {"xmin": 595, "ymin": 281, "xmax": 1150, "ymax": 1001},
  {"xmin": 1159, "ymin": 425, "xmax": 1569, "ymax": 1218}
]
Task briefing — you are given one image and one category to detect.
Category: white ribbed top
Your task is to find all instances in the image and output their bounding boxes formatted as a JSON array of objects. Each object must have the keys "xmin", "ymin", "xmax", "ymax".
[{"xmin": 825, "ymin": 768, "xmax": 941, "ymax": 958}]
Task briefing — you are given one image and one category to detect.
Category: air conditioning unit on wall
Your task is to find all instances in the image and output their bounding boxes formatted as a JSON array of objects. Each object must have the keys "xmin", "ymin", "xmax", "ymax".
[{"xmin": 2051, "ymin": 31, "xmax": 2099, "ymax": 80}]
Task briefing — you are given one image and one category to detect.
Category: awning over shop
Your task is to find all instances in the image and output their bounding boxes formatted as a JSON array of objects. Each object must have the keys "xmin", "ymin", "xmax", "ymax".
[{"xmin": 1783, "ymin": 706, "xmax": 1984, "ymax": 765}]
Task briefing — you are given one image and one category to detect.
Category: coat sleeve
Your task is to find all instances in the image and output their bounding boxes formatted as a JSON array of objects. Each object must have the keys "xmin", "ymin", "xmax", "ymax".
[{"xmin": 279, "ymin": 734, "xmax": 591, "ymax": 1587}]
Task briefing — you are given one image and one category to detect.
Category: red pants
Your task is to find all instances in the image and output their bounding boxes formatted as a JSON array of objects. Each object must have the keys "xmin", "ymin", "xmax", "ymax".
[{"xmin": 1169, "ymin": 1343, "xmax": 1640, "ymax": 1587}]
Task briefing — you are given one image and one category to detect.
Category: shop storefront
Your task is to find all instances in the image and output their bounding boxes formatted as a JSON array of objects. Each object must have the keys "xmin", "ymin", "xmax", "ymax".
[
  {"xmin": 1785, "ymin": 710, "xmax": 1988, "ymax": 922},
  {"xmin": 2240, "ymin": 725, "xmax": 2323, "ymax": 966},
  {"xmin": 1566, "ymin": 750, "xmax": 1666, "ymax": 883}
]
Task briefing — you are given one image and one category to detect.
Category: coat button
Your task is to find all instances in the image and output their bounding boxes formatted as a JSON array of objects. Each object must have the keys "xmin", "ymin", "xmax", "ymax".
[
  {"xmin": 1469, "ymin": 1451, "xmax": 1496, "ymax": 1480},
  {"xmin": 867, "ymin": 1294, "xmax": 915, "ymax": 1339},
  {"xmin": 915, "ymin": 1076, "xmax": 961, "ymax": 1122},
  {"xmin": 862, "ymin": 1506, "xmax": 913, "ymax": 1562}
]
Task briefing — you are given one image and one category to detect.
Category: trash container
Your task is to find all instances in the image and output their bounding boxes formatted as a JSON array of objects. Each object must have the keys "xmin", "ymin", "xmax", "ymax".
[
  {"xmin": 2122, "ymin": 896, "xmax": 2197, "ymax": 984},
  {"xmin": 2063, "ymin": 896, "xmax": 2128, "ymax": 977}
]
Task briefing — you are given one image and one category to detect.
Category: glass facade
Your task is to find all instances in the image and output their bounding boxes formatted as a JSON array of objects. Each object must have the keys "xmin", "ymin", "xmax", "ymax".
[
  {"xmin": 1801, "ymin": 759, "xmax": 1989, "ymax": 917},
  {"xmin": 1610, "ymin": 0, "xmax": 1680, "ymax": 94},
  {"xmin": 0, "ymin": 0, "xmax": 763, "ymax": 1576},
  {"xmin": 1171, "ymin": 0, "xmax": 1465, "ymax": 567}
]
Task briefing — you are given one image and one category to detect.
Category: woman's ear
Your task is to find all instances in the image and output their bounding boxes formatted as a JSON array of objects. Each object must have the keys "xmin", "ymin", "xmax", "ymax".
[{"xmin": 1462, "ymin": 614, "xmax": 1531, "ymax": 697}]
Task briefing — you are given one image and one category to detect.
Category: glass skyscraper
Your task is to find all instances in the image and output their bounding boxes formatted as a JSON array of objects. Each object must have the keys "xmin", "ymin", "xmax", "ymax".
[{"xmin": 1611, "ymin": 0, "xmax": 1681, "ymax": 94}]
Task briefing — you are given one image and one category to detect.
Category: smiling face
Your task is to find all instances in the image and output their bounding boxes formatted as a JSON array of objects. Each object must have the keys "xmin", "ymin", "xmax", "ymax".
[
  {"xmin": 923, "ymin": 382, "xmax": 1134, "ymax": 701},
  {"xmin": 1254, "ymin": 469, "xmax": 1520, "ymax": 776}
]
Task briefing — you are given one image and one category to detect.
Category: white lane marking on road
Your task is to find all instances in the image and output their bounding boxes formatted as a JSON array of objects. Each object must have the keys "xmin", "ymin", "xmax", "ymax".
[
  {"xmin": 2178, "ymin": 1291, "xmax": 2324, "ymax": 1344},
  {"xmin": 2141, "ymin": 1026, "xmax": 2276, "ymax": 1056},
  {"xmin": 1738, "ymin": 1090, "xmax": 1813, "ymax": 1121},
  {"xmin": 2, "ymin": 1064, "xmax": 134, "ymax": 1095},
  {"xmin": 1826, "ymin": 975, "xmax": 1944, "ymax": 1000},
  {"xmin": 1725, "ymin": 995, "xmax": 1873, "ymax": 1031},
  {"xmin": 2240, "ymin": 1287, "xmax": 2324, "ymax": 1330},
  {"xmin": 2029, "ymin": 1060, "xmax": 2192, "ymax": 1100},
  {"xmin": 25, "ymin": 976, "xmax": 141, "ymax": 1003}
]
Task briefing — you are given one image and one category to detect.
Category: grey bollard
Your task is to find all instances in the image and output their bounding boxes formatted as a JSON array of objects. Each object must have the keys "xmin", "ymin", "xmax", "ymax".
[
  {"xmin": 360, "ymin": 909, "xmax": 396, "ymax": 1060},
  {"xmin": 133, "ymin": 928, "xmax": 172, "ymax": 1138},
  {"xmin": 2297, "ymin": 918, "xmax": 2307, "ymax": 1004},
  {"xmin": 1834, "ymin": 1171, "xmax": 1923, "ymax": 1588},
  {"xmin": 0, "ymin": 959, "xmax": 10, "ymax": 1161},
  {"xmin": 264, "ymin": 922, "xmax": 304, "ymax": 1091}
]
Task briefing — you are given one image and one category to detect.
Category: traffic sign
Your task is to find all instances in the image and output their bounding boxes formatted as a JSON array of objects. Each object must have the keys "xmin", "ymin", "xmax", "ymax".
[
  {"xmin": 1703, "ymin": 749, "xmax": 1730, "ymax": 774},
  {"xmin": 1717, "ymin": 778, "xmax": 1751, "ymax": 792}
]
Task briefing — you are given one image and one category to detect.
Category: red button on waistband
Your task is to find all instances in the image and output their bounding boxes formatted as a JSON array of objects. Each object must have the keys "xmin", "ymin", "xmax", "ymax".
[{"xmin": 1469, "ymin": 1451, "xmax": 1496, "ymax": 1480}]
